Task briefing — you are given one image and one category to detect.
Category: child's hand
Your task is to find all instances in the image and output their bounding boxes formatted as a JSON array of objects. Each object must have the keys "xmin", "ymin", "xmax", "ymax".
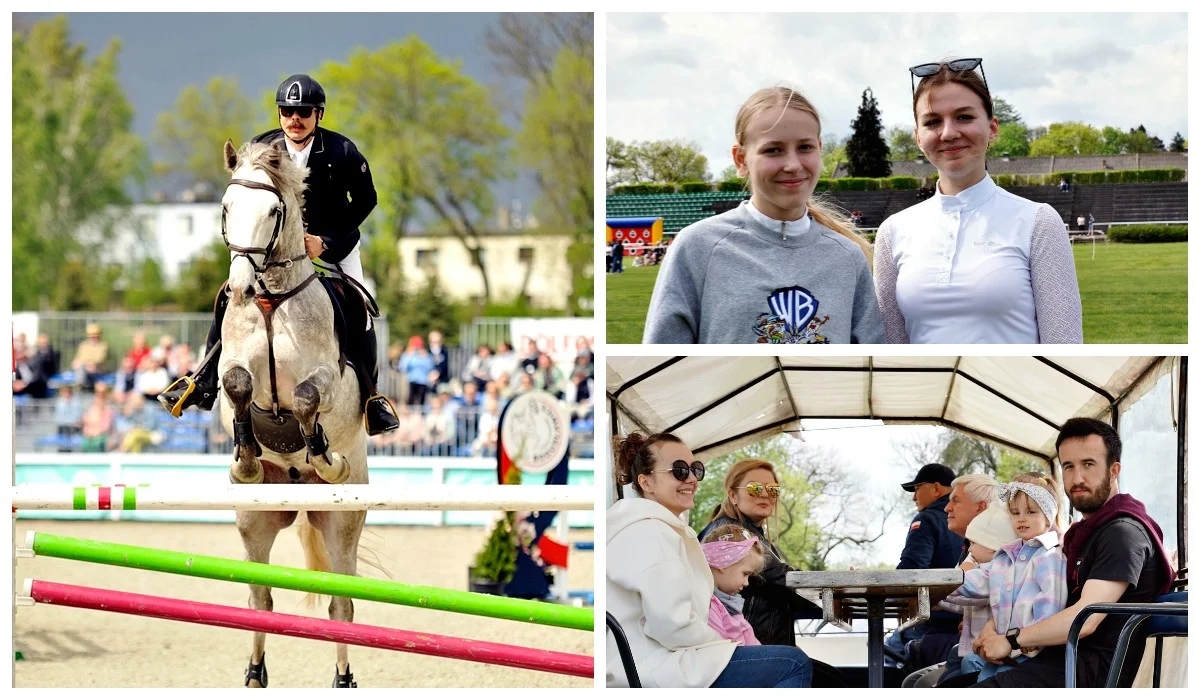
[{"xmin": 960, "ymin": 561, "xmax": 976, "ymax": 571}]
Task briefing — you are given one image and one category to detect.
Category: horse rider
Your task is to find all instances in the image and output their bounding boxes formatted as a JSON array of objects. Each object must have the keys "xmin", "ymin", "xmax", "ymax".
[{"xmin": 159, "ymin": 73, "xmax": 400, "ymax": 436}]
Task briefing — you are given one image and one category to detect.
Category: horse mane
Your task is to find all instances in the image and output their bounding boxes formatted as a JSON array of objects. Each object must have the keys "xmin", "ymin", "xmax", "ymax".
[{"xmin": 237, "ymin": 141, "xmax": 308, "ymax": 209}]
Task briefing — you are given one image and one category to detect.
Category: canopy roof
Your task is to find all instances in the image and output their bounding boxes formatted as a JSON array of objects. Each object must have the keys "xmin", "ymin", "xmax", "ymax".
[{"xmin": 607, "ymin": 356, "xmax": 1171, "ymax": 463}]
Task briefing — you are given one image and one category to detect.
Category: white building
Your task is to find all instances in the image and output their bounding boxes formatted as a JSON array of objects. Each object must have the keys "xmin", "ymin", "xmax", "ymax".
[
  {"xmin": 397, "ymin": 231, "xmax": 581, "ymax": 310},
  {"xmin": 91, "ymin": 201, "xmax": 224, "ymax": 285}
]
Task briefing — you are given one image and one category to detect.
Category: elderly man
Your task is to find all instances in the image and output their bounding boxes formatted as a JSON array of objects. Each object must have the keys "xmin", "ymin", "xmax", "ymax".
[
  {"xmin": 969, "ymin": 418, "xmax": 1174, "ymax": 688},
  {"xmin": 885, "ymin": 463, "xmax": 965, "ymax": 670},
  {"xmin": 945, "ymin": 473, "xmax": 1002, "ymax": 564}
]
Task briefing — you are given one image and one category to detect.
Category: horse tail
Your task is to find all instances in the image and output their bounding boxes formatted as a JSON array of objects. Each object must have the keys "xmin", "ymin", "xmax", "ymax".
[{"xmin": 297, "ymin": 511, "xmax": 333, "ymax": 609}]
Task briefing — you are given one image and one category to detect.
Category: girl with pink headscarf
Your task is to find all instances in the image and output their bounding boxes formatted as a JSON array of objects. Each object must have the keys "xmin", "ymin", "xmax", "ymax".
[{"xmin": 701, "ymin": 524, "xmax": 765, "ymax": 646}]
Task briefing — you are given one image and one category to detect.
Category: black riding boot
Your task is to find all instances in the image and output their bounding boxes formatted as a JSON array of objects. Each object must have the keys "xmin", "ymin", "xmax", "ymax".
[
  {"xmin": 358, "ymin": 323, "xmax": 399, "ymax": 436},
  {"xmin": 158, "ymin": 289, "xmax": 226, "ymax": 417}
]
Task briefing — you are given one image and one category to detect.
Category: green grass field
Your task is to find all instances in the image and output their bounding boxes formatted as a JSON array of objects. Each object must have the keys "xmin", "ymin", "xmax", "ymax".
[{"xmin": 605, "ymin": 242, "xmax": 1187, "ymax": 344}]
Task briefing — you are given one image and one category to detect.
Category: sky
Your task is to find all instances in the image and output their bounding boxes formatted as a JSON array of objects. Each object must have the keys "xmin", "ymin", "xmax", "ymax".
[
  {"xmin": 607, "ymin": 12, "xmax": 1189, "ymax": 179},
  {"xmin": 15, "ymin": 12, "xmax": 539, "ymax": 206}
]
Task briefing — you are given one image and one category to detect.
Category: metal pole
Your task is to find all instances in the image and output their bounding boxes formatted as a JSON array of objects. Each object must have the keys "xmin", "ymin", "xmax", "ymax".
[{"xmin": 868, "ymin": 597, "xmax": 885, "ymax": 688}]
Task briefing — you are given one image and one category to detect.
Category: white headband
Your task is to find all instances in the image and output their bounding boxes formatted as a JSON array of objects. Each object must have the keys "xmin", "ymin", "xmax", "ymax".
[{"xmin": 1000, "ymin": 482, "xmax": 1058, "ymax": 520}]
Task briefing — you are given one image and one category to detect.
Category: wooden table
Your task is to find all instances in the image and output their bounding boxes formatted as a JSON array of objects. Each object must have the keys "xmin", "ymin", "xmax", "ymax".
[{"xmin": 786, "ymin": 569, "xmax": 963, "ymax": 688}]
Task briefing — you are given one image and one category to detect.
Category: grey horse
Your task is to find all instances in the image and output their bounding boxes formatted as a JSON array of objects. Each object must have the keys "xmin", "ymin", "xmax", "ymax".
[{"xmin": 218, "ymin": 139, "xmax": 368, "ymax": 688}]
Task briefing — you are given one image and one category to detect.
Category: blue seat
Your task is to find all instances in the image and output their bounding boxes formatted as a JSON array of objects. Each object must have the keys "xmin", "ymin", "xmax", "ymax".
[{"xmin": 1066, "ymin": 588, "xmax": 1188, "ymax": 687}]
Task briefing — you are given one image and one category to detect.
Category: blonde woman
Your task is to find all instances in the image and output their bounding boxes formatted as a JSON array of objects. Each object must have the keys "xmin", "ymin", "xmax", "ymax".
[{"xmin": 644, "ymin": 86, "xmax": 883, "ymax": 344}]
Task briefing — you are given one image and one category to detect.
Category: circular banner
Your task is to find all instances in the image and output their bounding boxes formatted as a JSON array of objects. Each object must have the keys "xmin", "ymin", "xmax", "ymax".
[{"xmin": 500, "ymin": 390, "xmax": 570, "ymax": 475}]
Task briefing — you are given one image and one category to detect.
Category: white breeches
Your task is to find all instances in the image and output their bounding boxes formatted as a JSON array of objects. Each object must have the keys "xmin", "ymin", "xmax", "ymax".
[{"xmin": 322, "ymin": 243, "xmax": 372, "ymax": 330}]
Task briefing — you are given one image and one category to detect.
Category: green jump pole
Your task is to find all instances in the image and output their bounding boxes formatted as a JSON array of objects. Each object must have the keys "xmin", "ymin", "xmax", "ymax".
[{"xmin": 27, "ymin": 532, "xmax": 593, "ymax": 632}]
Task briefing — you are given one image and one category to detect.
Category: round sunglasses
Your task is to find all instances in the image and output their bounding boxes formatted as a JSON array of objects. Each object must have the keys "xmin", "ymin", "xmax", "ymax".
[
  {"xmin": 737, "ymin": 482, "xmax": 782, "ymax": 498},
  {"xmin": 652, "ymin": 460, "xmax": 705, "ymax": 482}
]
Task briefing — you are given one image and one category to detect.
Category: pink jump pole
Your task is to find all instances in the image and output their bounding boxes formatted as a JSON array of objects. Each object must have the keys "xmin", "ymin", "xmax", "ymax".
[{"xmin": 25, "ymin": 579, "xmax": 593, "ymax": 679}]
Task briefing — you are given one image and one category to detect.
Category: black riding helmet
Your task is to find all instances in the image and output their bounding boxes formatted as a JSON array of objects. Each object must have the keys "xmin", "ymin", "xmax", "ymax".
[{"xmin": 275, "ymin": 73, "xmax": 326, "ymax": 110}]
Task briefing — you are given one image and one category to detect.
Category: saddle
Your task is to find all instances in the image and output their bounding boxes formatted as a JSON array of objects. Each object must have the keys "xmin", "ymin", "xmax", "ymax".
[{"xmin": 317, "ymin": 274, "xmax": 371, "ymax": 405}]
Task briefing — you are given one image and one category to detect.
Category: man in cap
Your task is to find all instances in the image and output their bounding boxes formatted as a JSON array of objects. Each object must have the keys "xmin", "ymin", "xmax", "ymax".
[
  {"xmin": 158, "ymin": 73, "xmax": 398, "ymax": 436},
  {"xmin": 884, "ymin": 463, "xmax": 965, "ymax": 670}
]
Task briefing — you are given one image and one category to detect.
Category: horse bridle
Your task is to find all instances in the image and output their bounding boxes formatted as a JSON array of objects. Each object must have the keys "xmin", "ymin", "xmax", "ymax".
[
  {"xmin": 222, "ymin": 178, "xmax": 308, "ymax": 292},
  {"xmin": 222, "ymin": 176, "xmax": 319, "ymax": 418}
]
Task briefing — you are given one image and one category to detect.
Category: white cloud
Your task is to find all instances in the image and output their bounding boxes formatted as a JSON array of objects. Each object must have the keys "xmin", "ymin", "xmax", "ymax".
[{"xmin": 607, "ymin": 12, "xmax": 1188, "ymax": 176}]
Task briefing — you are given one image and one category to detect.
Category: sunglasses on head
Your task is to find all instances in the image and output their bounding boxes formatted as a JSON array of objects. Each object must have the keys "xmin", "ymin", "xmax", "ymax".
[
  {"xmin": 738, "ymin": 482, "xmax": 782, "ymax": 498},
  {"xmin": 280, "ymin": 106, "xmax": 315, "ymax": 119},
  {"xmin": 653, "ymin": 460, "xmax": 705, "ymax": 482},
  {"xmin": 908, "ymin": 58, "xmax": 988, "ymax": 99}
]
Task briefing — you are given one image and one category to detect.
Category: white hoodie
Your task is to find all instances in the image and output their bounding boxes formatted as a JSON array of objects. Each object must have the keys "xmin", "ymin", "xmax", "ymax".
[{"xmin": 606, "ymin": 496, "xmax": 737, "ymax": 687}]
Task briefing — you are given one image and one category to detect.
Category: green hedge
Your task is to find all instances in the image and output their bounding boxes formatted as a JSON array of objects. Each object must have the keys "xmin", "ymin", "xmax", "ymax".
[
  {"xmin": 1055, "ymin": 168, "xmax": 1186, "ymax": 185},
  {"xmin": 680, "ymin": 181, "xmax": 712, "ymax": 193},
  {"xmin": 612, "ymin": 182, "xmax": 678, "ymax": 195},
  {"xmin": 1106, "ymin": 224, "xmax": 1188, "ymax": 243},
  {"xmin": 718, "ymin": 178, "xmax": 747, "ymax": 192}
]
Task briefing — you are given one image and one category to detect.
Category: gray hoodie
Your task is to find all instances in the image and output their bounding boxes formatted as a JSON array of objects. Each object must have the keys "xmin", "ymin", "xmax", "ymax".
[{"xmin": 643, "ymin": 202, "xmax": 885, "ymax": 344}]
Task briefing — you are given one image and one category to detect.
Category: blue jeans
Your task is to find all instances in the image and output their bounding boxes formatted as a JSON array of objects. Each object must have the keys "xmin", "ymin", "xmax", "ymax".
[
  {"xmin": 710, "ymin": 645, "xmax": 813, "ymax": 688},
  {"xmin": 962, "ymin": 652, "xmax": 1027, "ymax": 680},
  {"xmin": 938, "ymin": 645, "xmax": 965, "ymax": 682},
  {"xmin": 883, "ymin": 623, "xmax": 924, "ymax": 667}
]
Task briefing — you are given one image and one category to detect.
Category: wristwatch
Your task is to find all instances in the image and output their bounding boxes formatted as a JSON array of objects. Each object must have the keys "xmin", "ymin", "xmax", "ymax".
[{"xmin": 1006, "ymin": 627, "xmax": 1022, "ymax": 651}]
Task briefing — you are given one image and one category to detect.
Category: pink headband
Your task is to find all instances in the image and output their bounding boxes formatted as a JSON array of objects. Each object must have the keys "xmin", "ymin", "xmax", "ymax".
[{"xmin": 701, "ymin": 535, "xmax": 759, "ymax": 569}]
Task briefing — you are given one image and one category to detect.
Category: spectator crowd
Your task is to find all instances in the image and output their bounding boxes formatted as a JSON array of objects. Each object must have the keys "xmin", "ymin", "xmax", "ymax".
[{"xmin": 15, "ymin": 325, "xmax": 594, "ymax": 459}]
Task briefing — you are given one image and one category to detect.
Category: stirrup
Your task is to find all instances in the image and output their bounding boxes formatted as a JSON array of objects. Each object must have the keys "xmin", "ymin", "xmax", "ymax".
[
  {"xmin": 364, "ymin": 394, "xmax": 399, "ymax": 436},
  {"xmin": 159, "ymin": 375, "xmax": 197, "ymax": 418},
  {"xmin": 333, "ymin": 664, "xmax": 357, "ymax": 688}
]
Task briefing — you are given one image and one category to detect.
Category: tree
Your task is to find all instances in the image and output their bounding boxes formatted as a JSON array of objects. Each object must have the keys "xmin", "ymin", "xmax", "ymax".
[
  {"xmin": 1100, "ymin": 126, "xmax": 1128, "ymax": 155},
  {"xmin": 153, "ymin": 76, "xmax": 257, "ymax": 195},
  {"xmin": 1028, "ymin": 122, "xmax": 1105, "ymax": 156},
  {"xmin": 486, "ymin": 13, "xmax": 593, "ymax": 313},
  {"xmin": 174, "ymin": 239, "xmax": 232, "ymax": 312},
  {"xmin": 718, "ymin": 163, "xmax": 741, "ymax": 181},
  {"xmin": 1169, "ymin": 132, "xmax": 1186, "ymax": 152},
  {"xmin": 886, "ymin": 125, "xmax": 919, "ymax": 161},
  {"xmin": 992, "ymin": 97, "xmax": 1024, "ymax": 127},
  {"xmin": 893, "ymin": 428, "xmax": 1046, "ymax": 486},
  {"xmin": 1125, "ymin": 125, "xmax": 1156, "ymax": 154},
  {"xmin": 632, "ymin": 139, "xmax": 711, "ymax": 183},
  {"xmin": 988, "ymin": 122, "xmax": 1030, "ymax": 157},
  {"xmin": 845, "ymin": 88, "xmax": 891, "ymax": 177},
  {"xmin": 12, "ymin": 16, "xmax": 147, "ymax": 311},
  {"xmin": 388, "ymin": 271, "xmax": 464, "ymax": 345},
  {"xmin": 123, "ymin": 257, "xmax": 174, "ymax": 309},
  {"xmin": 689, "ymin": 436, "xmax": 900, "ymax": 571},
  {"xmin": 607, "ymin": 137, "xmax": 636, "ymax": 188},
  {"xmin": 319, "ymin": 37, "xmax": 512, "ymax": 307},
  {"xmin": 821, "ymin": 133, "xmax": 846, "ymax": 178}
]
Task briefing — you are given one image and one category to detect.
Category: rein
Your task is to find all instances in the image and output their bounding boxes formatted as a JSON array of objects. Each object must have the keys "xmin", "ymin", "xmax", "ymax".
[{"xmin": 223, "ymin": 176, "xmax": 316, "ymax": 418}]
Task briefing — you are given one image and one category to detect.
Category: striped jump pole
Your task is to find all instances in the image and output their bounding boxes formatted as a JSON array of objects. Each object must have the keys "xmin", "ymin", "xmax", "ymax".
[
  {"xmin": 21, "ymin": 579, "xmax": 592, "ymax": 678},
  {"xmin": 22, "ymin": 532, "xmax": 593, "ymax": 631},
  {"xmin": 11, "ymin": 484, "xmax": 594, "ymax": 512}
]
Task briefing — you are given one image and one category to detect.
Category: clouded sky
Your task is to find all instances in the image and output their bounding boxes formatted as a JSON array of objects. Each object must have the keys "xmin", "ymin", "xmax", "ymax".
[{"xmin": 607, "ymin": 12, "xmax": 1188, "ymax": 178}]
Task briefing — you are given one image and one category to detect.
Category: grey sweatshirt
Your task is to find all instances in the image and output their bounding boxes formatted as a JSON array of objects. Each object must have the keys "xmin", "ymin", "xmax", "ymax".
[{"xmin": 643, "ymin": 202, "xmax": 885, "ymax": 344}]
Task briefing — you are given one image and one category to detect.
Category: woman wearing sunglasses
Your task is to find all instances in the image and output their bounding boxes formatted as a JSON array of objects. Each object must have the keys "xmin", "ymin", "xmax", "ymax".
[
  {"xmin": 699, "ymin": 460, "xmax": 837, "ymax": 684},
  {"xmin": 607, "ymin": 433, "xmax": 813, "ymax": 688},
  {"xmin": 873, "ymin": 58, "xmax": 1082, "ymax": 344}
]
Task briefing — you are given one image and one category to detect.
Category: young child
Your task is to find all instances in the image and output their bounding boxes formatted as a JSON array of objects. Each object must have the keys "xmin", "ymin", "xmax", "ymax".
[
  {"xmin": 701, "ymin": 524, "xmax": 765, "ymax": 646},
  {"xmin": 643, "ymin": 86, "xmax": 884, "ymax": 344},
  {"xmin": 939, "ymin": 503, "xmax": 1019, "ymax": 681},
  {"xmin": 941, "ymin": 477, "xmax": 1067, "ymax": 681}
]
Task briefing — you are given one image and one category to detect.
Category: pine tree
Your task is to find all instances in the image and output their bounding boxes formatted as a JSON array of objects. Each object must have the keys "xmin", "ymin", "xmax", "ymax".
[
  {"xmin": 845, "ymin": 88, "xmax": 891, "ymax": 177},
  {"xmin": 1169, "ymin": 132, "xmax": 1187, "ymax": 152}
]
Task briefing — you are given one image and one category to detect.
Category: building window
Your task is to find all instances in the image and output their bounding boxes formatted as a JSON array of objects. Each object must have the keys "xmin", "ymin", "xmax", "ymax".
[
  {"xmin": 518, "ymin": 246, "xmax": 535, "ymax": 264},
  {"xmin": 415, "ymin": 249, "xmax": 439, "ymax": 269}
]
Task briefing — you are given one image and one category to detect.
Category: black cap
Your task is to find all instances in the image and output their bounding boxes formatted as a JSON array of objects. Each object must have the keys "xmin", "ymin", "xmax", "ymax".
[
  {"xmin": 901, "ymin": 463, "xmax": 956, "ymax": 492},
  {"xmin": 275, "ymin": 74, "xmax": 326, "ymax": 109}
]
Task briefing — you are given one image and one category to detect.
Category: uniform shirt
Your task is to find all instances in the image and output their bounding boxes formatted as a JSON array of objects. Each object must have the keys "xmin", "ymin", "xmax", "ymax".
[
  {"xmin": 898, "ymin": 494, "xmax": 964, "ymax": 570},
  {"xmin": 252, "ymin": 127, "xmax": 376, "ymax": 264},
  {"xmin": 284, "ymin": 136, "xmax": 313, "ymax": 170},
  {"xmin": 874, "ymin": 174, "xmax": 1082, "ymax": 344}
]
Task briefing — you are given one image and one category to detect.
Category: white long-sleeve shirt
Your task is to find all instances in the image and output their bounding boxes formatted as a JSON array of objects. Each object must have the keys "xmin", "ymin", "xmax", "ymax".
[{"xmin": 874, "ymin": 174, "xmax": 1083, "ymax": 344}]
